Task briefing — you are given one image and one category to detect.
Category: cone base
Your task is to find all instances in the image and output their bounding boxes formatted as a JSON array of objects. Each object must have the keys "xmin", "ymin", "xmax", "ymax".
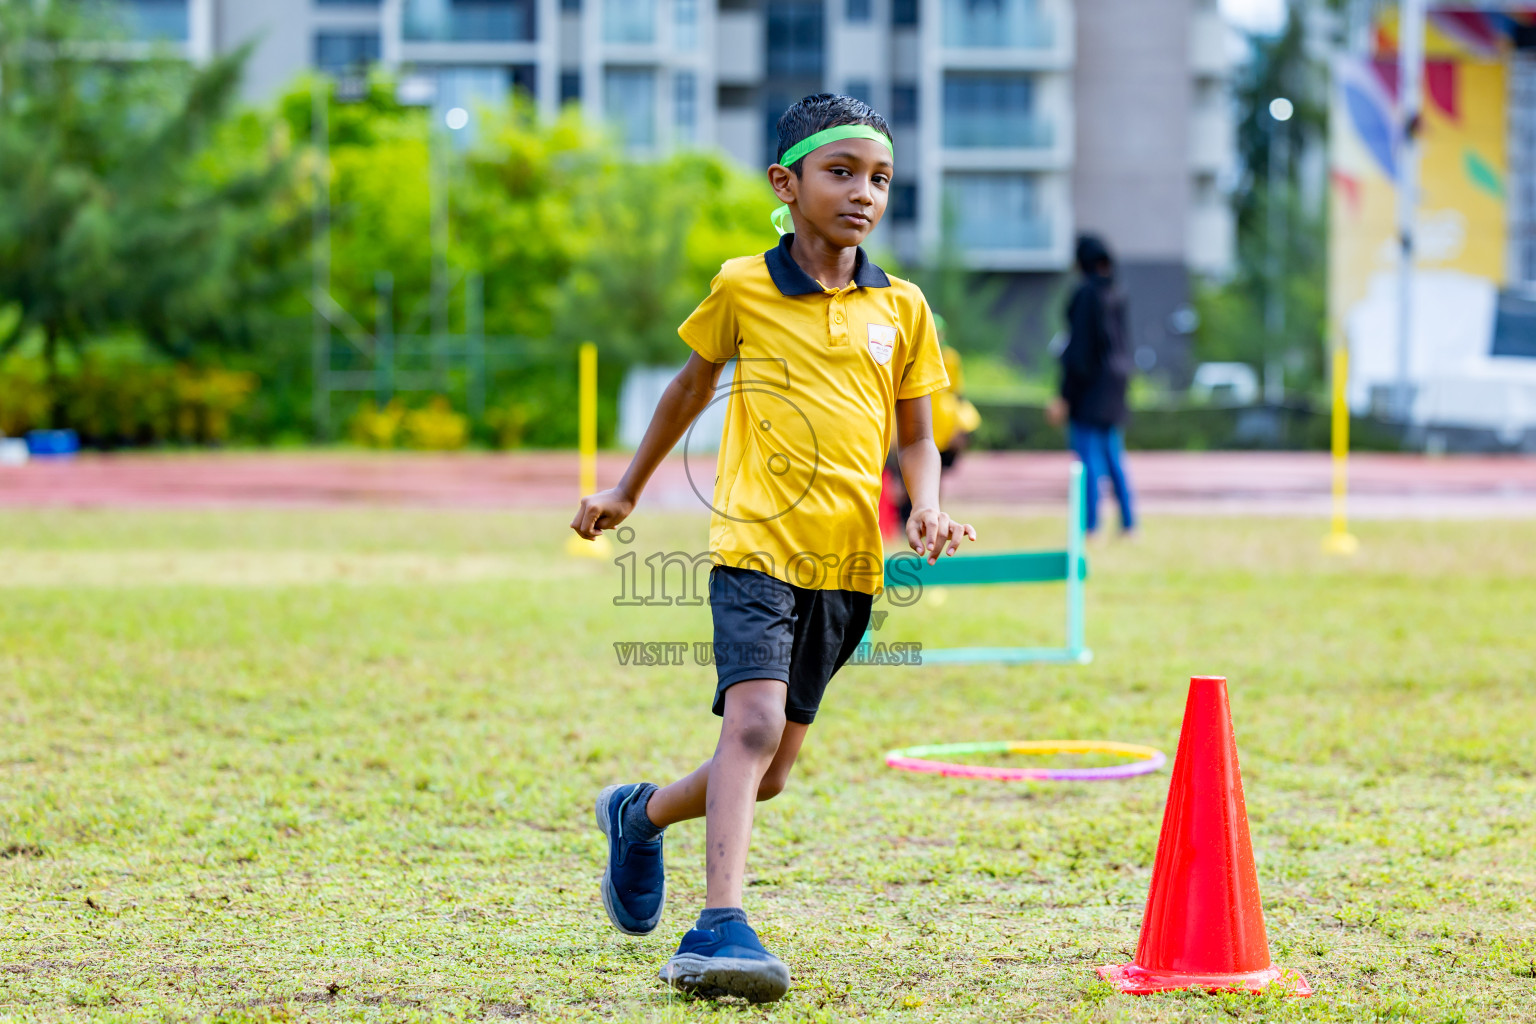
[{"xmin": 1096, "ymin": 963, "xmax": 1312, "ymax": 997}]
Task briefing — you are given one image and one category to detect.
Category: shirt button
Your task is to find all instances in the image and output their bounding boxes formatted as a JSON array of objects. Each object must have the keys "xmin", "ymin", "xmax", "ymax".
[{"xmin": 833, "ymin": 312, "xmax": 844, "ymax": 324}]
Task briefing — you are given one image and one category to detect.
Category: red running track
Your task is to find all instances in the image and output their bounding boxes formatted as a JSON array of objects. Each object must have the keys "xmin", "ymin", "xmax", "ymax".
[{"xmin": 1, "ymin": 450, "xmax": 1535, "ymax": 518}]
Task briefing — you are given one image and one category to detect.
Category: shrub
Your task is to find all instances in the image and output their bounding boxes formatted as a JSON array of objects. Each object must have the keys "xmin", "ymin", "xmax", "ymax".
[
  {"xmin": 0, "ymin": 356, "xmax": 255, "ymax": 446},
  {"xmin": 0, "ymin": 361, "xmax": 49, "ymax": 436},
  {"xmin": 348, "ymin": 396, "xmax": 469, "ymax": 450},
  {"xmin": 173, "ymin": 368, "xmax": 257, "ymax": 444},
  {"xmin": 401, "ymin": 397, "xmax": 468, "ymax": 450},
  {"xmin": 349, "ymin": 400, "xmax": 406, "ymax": 448},
  {"xmin": 485, "ymin": 402, "xmax": 534, "ymax": 449}
]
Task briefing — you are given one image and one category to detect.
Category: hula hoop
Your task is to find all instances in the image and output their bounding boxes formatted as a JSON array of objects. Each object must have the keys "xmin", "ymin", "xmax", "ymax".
[{"xmin": 885, "ymin": 739, "xmax": 1166, "ymax": 782}]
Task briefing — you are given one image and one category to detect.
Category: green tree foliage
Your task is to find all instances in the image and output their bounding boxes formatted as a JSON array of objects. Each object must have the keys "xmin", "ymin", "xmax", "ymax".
[
  {"xmin": 549, "ymin": 150, "xmax": 775, "ymax": 366},
  {"xmin": 903, "ymin": 240, "xmax": 1020, "ymax": 360},
  {"xmin": 0, "ymin": 0, "xmax": 308, "ymax": 383},
  {"xmin": 278, "ymin": 79, "xmax": 775, "ymax": 355},
  {"xmin": 276, "ymin": 79, "xmax": 776, "ymax": 443},
  {"xmin": 1193, "ymin": 6, "xmax": 1329, "ymax": 393},
  {"xmin": 0, "ymin": 11, "xmax": 798, "ymax": 446}
]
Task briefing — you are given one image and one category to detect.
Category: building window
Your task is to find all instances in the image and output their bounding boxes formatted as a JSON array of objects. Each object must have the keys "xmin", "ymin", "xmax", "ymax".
[
  {"xmin": 603, "ymin": 0, "xmax": 657, "ymax": 42},
  {"xmin": 674, "ymin": 0, "xmax": 698, "ymax": 49},
  {"xmin": 605, "ymin": 67, "xmax": 657, "ymax": 148},
  {"xmin": 674, "ymin": 70, "xmax": 697, "ymax": 143},
  {"xmin": 560, "ymin": 70, "xmax": 582, "ymax": 103},
  {"xmin": 767, "ymin": 1, "xmax": 824, "ymax": 75},
  {"xmin": 943, "ymin": 173, "xmax": 1048, "ymax": 250},
  {"xmin": 892, "ymin": 0, "xmax": 917, "ymax": 27},
  {"xmin": 403, "ymin": 0, "xmax": 537, "ymax": 43},
  {"xmin": 511, "ymin": 63, "xmax": 537, "ymax": 98},
  {"xmin": 846, "ymin": 0, "xmax": 871, "ymax": 23},
  {"xmin": 315, "ymin": 32, "xmax": 382, "ymax": 75},
  {"xmin": 890, "ymin": 83, "xmax": 917, "ymax": 125},
  {"xmin": 1492, "ymin": 292, "xmax": 1536, "ymax": 357},
  {"xmin": 844, "ymin": 79, "xmax": 872, "ymax": 105},
  {"xmin": 942, "ymin": 0, "xmax": 1051, "ymax": 48},
  {"xmin": 120, "ymin": 0, "xmax": 189, "ymax": 41},
  {"xmin": 891, "ymin": 183, "xmax": 917, "ymax": 222},
  {"xmin": 942, "ymin": 72, "xmax": 1049, "ymax": 148}
]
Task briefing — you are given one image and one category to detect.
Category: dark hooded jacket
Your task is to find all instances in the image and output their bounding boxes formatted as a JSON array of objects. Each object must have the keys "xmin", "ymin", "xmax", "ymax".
[{"xmin": 1058, "ymin": 268, "xmax": 1131, "ymax": 428}]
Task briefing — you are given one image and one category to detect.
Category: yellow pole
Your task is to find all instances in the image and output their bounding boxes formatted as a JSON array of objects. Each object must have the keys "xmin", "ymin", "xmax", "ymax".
[
  {"xmin": 567, "ymin": 341, "xmax": 611, "ymax": 558},
  {"xmin": 578, "ymin": 341, "xmax": 597, "ymax": 497},
  {"xmin": 1324, "ymin": 345, "xmax": 1359, "ymax": 555}
]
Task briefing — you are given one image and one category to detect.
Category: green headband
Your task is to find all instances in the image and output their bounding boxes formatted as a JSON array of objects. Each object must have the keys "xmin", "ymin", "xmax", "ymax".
[
  {"xmin": 778, "ymin": 124, "xmax": 892, "ymax": 169},
  {"xmin": 771, "ymin": 124, "xmax": 894, "ymax": 236}
]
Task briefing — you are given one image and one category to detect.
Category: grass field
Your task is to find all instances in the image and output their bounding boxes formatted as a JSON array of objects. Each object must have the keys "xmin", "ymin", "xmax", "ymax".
[{"xmin": 1, "ymin": 507, "xmax": 1533, "ymax": 1023}]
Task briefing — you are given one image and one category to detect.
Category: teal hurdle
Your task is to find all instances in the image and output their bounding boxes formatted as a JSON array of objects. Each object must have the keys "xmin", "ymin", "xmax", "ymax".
[{"xmin": 880, "ymin": 461, "xmax": 1091, "ymax": 665}]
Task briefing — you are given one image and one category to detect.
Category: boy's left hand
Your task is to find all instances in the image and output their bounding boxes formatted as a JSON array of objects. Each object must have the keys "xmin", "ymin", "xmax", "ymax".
[{"xmin": 906, "ymin": 506, "xmax": 976, "ymax": 565}]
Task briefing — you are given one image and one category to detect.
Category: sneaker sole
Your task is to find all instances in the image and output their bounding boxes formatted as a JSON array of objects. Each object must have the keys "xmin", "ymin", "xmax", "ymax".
[
  {"xmin": 660, "ymin": 952, "xmax": 791, "ymax": 1003},
  {"xmin": 594, "ymin": 784, "xmax": 664, "ymax": 936}
]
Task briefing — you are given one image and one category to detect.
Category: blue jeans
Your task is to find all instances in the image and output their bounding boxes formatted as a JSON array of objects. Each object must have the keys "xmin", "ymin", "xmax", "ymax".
[{"xmin": 1069, "ymin": 422, "xmax": 1135, "ymax": 533}]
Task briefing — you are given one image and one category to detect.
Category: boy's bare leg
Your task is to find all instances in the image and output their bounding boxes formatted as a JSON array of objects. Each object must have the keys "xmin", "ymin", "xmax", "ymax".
[
  {"xmin": 646, "ymin": 718, "xmax": 808, "ymax": 828},
  {"xmin": 649, "ymin": 679, "xmax": 791, "ymax": 908}
]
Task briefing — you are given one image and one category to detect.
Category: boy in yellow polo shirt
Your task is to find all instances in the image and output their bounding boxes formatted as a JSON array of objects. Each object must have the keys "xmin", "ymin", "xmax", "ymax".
[{"xmin": 570, "ymin": 93, "xmax": 975, "ymax": 1003}]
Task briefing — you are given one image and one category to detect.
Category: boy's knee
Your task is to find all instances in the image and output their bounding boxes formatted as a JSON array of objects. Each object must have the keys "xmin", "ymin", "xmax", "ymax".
[
  {"xmin": 734, "ymin": 712, "xmax": 786, "ymax": 758},
  {"xmin": 724, "ymin": 691, "xmax": 786, "ymax": 758}
]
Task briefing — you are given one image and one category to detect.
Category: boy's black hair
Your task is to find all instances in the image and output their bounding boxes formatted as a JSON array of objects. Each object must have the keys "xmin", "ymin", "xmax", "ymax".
[
  {"xmin": 1075, "ymin": 233, "xmax": 1113, "ymax": 275},
  {"xmin": 774, "ymin": 93, "xmax": 893, "ymax": 175}
]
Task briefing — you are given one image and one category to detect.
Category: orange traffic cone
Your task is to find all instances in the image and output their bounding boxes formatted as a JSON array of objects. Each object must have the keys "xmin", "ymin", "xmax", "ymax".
[{"xmin": 1098, "ymin": 676, "xmax": 1312, "ymax": 996}]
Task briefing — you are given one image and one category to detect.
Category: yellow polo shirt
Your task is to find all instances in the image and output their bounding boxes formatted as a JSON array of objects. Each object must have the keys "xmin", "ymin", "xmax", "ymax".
[{"xmin": 679, "ymin": 234, "xmax": 949, "ymax": 595}]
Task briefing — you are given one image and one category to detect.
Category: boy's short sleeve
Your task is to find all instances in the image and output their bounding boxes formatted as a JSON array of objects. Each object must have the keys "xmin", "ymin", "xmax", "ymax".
[
  {"xmin": 897, "ymin": 296, "xmax": 950, "ymax": 400},
  {"xmin": 678, "ymin": 271, "xmax": 739, "ymax": 363}
]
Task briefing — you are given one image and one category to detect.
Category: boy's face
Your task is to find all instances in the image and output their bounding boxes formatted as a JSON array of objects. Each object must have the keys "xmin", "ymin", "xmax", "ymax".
[{"xmin": 770, "ymin": 137, "xmax": 892, "ymax": 248}]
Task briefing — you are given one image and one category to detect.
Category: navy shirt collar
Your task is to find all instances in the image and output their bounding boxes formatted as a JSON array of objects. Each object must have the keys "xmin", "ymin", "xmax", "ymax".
[{"xmin": 764, "ymin": 233, "xmax": 891, "ymax": 296}]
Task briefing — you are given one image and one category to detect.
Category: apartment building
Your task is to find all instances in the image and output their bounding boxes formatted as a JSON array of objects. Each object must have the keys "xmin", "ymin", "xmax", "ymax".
[{"xmin": 110, "ymin": 0, "xmax": 1234, "ymax": 373}]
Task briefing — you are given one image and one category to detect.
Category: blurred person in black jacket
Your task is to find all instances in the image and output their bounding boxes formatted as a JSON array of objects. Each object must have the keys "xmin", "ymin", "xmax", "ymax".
[{"xmin": 1046, "ymin": 234, "xmax": 1136, "ymax": 536}]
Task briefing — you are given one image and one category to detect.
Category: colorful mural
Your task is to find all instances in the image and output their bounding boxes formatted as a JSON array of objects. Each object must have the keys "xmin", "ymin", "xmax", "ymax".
[{"xmin": 1329, "ymin": 7, "xmax": 1536, "ymax": 425}]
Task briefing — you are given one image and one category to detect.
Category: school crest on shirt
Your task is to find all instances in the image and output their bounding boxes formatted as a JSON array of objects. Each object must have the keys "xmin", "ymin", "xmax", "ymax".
[{"xmin": 866, "ymin": 323, "xmax": 897, "ymax": 365}]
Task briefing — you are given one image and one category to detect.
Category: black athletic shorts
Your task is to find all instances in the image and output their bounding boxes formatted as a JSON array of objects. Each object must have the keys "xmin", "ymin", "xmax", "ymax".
[{"xmin": 708, "ymin": 566, "xmax": 874, "ymax": 725}]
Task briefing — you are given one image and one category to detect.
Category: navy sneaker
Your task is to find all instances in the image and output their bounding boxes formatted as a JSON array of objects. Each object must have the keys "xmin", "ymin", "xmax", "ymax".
[
  {"xmin": 659, "ymin": 921, "xmax": 791, "ymax": 1003},
  {"xmin": 594, "ymin": 784, "xmax": 665, "ymax": 935}
]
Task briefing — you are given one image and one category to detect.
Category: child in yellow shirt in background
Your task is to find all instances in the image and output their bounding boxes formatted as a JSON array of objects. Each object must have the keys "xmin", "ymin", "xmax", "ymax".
[{"xmin": 884, "ymin": 321, "xmax": 982, "ymax": 530}]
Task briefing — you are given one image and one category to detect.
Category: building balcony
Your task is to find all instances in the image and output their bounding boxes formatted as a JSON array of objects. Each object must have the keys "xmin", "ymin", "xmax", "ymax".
[
  {"xmin": 403, "ymin": 0, "xmax": 536, "ymax": 43},
  {"xmin": 940, "ymin": 0, "xmax": 1052, "ymax": 51},
  {"xmin": 602, "ymin": 0, "xmax": 658, "ymax": 44},
  {"xmin": 953, "ymin": 215, "xmax": 1051, "ymax": 252},
  {"xmin": 940, "ymin": 70, "xmax": 1067, "ymax": 163},
  {"xmin": 942, "ymin": 113, "xmax": 1052, "ymax": 150},
  {"xmin": 942, "ymin": 171, "xmax": 1056, "ymax": 262}
]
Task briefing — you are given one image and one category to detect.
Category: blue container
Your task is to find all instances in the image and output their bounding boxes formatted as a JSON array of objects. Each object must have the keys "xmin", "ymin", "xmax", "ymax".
[{"xmin": 26, "ymin": 429, "xmax": 80, "ymax": 458}]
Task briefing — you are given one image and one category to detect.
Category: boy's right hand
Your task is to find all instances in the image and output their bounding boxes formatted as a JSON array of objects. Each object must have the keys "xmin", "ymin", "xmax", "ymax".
[{"xmin": 570, "ymin": 488, "xmax": 635, "ymax": 540}]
